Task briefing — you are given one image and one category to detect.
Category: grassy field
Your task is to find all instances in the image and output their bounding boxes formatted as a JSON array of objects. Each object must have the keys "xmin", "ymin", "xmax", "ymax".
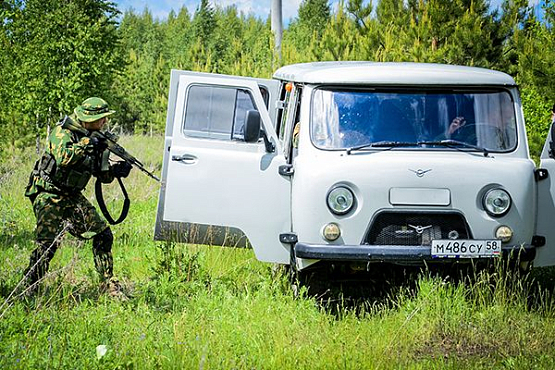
[{"xmin": 2, "ymin": 135, "xmax": 555, "ymax": 369}]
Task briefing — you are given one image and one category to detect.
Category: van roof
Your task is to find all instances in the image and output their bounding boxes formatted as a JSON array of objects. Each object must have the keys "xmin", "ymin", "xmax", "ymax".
[{"xmin": 273, "ymin": 62, "xmax": 516, "ymax": 86}]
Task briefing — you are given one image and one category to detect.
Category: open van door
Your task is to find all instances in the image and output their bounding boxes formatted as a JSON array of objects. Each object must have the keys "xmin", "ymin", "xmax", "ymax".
[
  {"xmin": 535, "ymin": 123, "xmax": 555, "ymax": 267},
  {"xmin": 155, "ymin": 70, "xmax": 291, "ymax": 264}
]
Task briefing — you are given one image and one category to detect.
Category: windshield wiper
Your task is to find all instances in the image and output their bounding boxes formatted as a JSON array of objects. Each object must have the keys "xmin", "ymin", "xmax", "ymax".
[
  {"xmin": 417, "ymin": 140, "xmax": 490, "ymax": 157},
  {"xmin": 346, "ymin": 141, "xmax": 418, "ymax": 155}
]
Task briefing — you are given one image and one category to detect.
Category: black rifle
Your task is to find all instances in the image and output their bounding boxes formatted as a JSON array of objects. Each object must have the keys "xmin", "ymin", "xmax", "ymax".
[{"xmin": 90, "ymin": 130, "xmax": 160, "ymax": 182}]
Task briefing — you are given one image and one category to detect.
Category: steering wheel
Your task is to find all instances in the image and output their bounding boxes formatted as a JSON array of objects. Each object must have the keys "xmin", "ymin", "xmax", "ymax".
[{"xmin": 452, "ymin": 123, "xmax": 506, "ymax": 148}]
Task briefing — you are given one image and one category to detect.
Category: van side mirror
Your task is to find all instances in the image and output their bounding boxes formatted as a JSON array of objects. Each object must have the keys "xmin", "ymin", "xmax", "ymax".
[{"xmin": 243, "ymin": 110, "xmax": 261, "ymax": 143}]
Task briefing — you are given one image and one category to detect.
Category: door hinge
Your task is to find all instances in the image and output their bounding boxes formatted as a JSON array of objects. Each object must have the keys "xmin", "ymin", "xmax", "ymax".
[
  {"xmin": 535, "ymin": 168, "xmax": 548, "ymax": 182},
  {"xmin": 532, "ymin": 235, "xmax": 546, "ymax": 247},
  {"xmin": 280, "ymin": 233, "xmax": 298, "ymax": 244},
  {"xmin": 276, "ymin": 100, "xmax": 286, "ymax": 110},
  {"xmin": 279, "ymin": 164, "xmax": 294, "ymax": 177}
]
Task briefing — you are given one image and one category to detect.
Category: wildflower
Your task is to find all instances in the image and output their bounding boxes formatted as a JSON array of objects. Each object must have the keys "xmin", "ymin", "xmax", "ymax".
[{"xmin": 96, "ymin": 344, "xmax": 108, "ymax": 360}]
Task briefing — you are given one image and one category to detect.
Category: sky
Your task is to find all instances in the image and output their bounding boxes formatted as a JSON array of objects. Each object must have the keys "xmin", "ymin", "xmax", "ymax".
[{"xmin": 114, "ymin": 0, "xmax": 546, "ymax": 23}]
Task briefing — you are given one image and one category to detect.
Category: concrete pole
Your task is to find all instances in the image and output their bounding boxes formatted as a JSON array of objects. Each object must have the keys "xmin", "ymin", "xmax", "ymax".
[{"xmin": 271, "ymin": 0, "xmax": 283, "ymax": 65}]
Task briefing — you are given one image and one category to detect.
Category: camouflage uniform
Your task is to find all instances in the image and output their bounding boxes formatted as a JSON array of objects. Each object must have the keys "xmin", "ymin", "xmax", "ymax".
[{"xmin": 24, "ymin": 97, "xmax": 118, "ymax": 287}]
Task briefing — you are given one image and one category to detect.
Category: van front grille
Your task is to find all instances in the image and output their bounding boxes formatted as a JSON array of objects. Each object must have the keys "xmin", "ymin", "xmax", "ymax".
[{"xmin": 365, "ymin": 212, "xmax": 471, "ymax": 246}]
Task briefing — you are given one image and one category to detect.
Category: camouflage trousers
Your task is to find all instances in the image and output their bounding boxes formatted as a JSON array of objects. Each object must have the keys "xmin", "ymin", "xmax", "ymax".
[{"xmin": 24, "ymin": 191, "xmax": 114, "ymax": 286}]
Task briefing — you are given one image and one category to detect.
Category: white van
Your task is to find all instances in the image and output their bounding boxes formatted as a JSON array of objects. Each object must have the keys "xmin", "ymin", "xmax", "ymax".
[{"xmin": 154, "ymin": 62, "xmax": 555, "ymax": 273}]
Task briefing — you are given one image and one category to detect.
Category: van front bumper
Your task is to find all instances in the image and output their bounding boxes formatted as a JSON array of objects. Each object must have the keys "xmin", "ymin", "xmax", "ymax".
[{"xmin": 294, "ymin": 243, "xmax": 536, "ymax": 262}]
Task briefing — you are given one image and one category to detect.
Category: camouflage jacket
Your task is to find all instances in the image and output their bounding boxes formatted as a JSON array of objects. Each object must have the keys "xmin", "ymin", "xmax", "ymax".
[{"xmin": 25, "ymin": 115, "xmax": 114, "ymax": 198}]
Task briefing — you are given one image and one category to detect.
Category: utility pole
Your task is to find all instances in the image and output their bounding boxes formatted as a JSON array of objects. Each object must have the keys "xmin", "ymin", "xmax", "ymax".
[{"xmin": 271, "ymin": 0, "xmax": 283, "ymax": 65}]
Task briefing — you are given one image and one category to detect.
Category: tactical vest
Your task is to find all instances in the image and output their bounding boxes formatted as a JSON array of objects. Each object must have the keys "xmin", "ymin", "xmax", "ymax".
[{"xmin": 33, "ymin": 121, "xmax": 95, "ymax": 193}]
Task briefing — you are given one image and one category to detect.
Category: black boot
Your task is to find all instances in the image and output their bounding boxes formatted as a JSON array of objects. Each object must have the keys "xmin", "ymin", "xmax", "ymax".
[
  {"xmin": 23, "ymin": 241, "xmax": 58, "ymax": 294},
  {"xmin": 92, "ymin": 228, "xmax": 114, "ymax": 281}
]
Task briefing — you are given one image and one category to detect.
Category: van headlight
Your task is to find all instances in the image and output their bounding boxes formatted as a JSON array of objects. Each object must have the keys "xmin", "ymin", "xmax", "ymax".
[
  {"xmin": 483, "ymin": 188, "xmax": 511, "ymax": 217},
  {"xmin": 327, "ymin": 186, "xmax": 355, "ymax": 215}
]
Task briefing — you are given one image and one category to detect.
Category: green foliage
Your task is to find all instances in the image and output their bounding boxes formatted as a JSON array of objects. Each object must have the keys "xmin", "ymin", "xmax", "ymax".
[
  {"xmin": 290, "ymin": 0, "xmax": 331, "ymax": 52},
  {"xmin": 1, "ymin": 1, "xmax": 554, "ymax": 160},
  {"xmin": 2, "ymin": 137, "xmax": 555, "ymax": 368},
  {"xmin": 504, "ymin": 4, "xmax": 555, "ymax": 161},
  {"xmin": 520, "ymin": 86, "xmax": 552, "ymax": 162},
  {"xmin": 0, "ymin": 0, "xmax": 123, "ymax": 158},
  {"xmin": 315, "ymin": 5, "xmax": 361, "ymax": 61},
  {"xmin": 2, "ymin": 4, "xmax": 555, "ymax": 366},
  {"xmin": 192, "ymin": 0, "xmax": 216, "ymax": 43}
]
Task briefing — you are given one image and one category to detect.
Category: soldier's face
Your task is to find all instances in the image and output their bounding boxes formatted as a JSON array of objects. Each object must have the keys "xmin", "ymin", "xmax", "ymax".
[{"xmin": 84, "ymin": 118, "xmax": 107, "ymax": 131}]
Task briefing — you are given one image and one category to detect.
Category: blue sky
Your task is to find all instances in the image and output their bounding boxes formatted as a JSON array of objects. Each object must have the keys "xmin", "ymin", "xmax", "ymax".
[{"xmin": 114, "ymin": 0, "xmax": 545, "ymax": 23}]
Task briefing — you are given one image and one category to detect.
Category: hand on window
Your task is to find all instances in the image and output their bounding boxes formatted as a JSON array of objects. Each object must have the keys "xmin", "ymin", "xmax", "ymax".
[{"xmin": 447, "ymin": 117, "xmax": 466, "ymax": 136}]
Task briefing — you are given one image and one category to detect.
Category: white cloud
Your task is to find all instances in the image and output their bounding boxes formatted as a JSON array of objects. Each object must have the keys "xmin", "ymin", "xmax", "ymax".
[
  {"xmin": 198, "ymin": 0, "xmax": 303, "ymax": 22},
  {"xmin": 116, "ymin": 0, "xmax": 303, "ymax": 22},
  {"xmin": 490, "ymin": 0, "xmax": 543, "ymax": 8}
]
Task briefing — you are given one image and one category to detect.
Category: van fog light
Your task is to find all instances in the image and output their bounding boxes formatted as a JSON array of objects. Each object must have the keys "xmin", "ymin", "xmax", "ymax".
[
  {"xmin": 323, "ymin": 223, "xmax": 341, "ymax": 241},
  {"xmin": 495, "ymin": 226, "xmax": 513, "ymax": 243}
]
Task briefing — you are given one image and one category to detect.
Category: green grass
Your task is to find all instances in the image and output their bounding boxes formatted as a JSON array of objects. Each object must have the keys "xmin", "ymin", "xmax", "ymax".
[{"xmin": 2, "ymin": 135, "xmax": 555, "ymax": 369}]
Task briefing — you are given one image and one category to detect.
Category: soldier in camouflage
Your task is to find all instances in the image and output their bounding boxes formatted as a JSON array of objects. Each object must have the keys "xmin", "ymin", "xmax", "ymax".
[{"xmin": 24, "ymin": 97, "xmax": 132, "ymax": 294}]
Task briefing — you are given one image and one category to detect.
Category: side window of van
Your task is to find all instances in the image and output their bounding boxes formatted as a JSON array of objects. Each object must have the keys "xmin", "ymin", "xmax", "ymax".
[
  {"xmin": 277, "ymin": 83, "xmax": 291, "ymax": 142},
  {"xmin": 183, "ymin": 85, "xmax": 261, "ymax": 141},
  {"xmin": 290, "ymin": 87, "xmax": 302, "ymax": 157}
]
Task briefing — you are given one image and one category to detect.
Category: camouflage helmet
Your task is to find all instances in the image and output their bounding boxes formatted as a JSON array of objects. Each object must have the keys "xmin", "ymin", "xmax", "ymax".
[{"xmin": 74, "ymin": 97, "xmax": 115, "ymax": 123}]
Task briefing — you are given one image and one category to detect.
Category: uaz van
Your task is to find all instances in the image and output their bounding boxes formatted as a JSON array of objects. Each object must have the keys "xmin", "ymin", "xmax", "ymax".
[{"xmin": 155, "ymin": 62, "xmax": 555, "ymax": 275}]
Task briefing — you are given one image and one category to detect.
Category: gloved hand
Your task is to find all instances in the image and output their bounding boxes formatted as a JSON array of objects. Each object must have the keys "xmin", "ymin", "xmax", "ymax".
[
  {"xmin": 111, "ymin": 161, "xmax": 132, "ymax": 178},
  {"xmin": 90, "ymin": 137, "xmax": 108, "ymax": 152}
]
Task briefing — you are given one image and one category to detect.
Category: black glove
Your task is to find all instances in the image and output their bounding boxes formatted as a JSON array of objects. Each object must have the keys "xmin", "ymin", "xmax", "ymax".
[
  {"xmin": 112, "ymin": 161, "xmax": 132, "ymax": 178},
  {"xmin": 90, "ymin": 137, "xmax": 108, "ymax": 152}
]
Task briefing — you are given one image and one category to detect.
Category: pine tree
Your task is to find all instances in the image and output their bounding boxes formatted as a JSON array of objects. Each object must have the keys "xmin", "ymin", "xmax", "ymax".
[
  {"xmin": 193, "ymin": 0, "xmax": 215, "ymax": 43},
  {"xmin": 163, "ymin": 7, "xmax": 193, "ymax": 69},
  {"xmin": 505, "ymin": 4, "xmax": 555, "ymax": 158},
  {"xmin": 346, "ymin": 0, "xmax": 373, "ymax": 31},
  {"xmin": 0, "ymin": 0, "xmax": 122, "ymax": 151},
  {"xmin": 298, "ymin": 0, "xmax": 331, "ymax": 34},
  {"xmin": 115, "ymin": 8, "xmax": 167, "ymax": 133},
  {"xmin": 318, "ymin": 4, "xmax": 361, "ymax": 61},
  {"xmin": 286, "ymin": 0, "xmax": 331, "ymax": 58}
]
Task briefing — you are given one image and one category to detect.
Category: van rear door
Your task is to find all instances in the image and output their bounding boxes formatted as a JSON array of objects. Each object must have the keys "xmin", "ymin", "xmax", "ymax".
[{"xmin": 154, "ymin": 70, "xmax": 290, "ymax": 264}]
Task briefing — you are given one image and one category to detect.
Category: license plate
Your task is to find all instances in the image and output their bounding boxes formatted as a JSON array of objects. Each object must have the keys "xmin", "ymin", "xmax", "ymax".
[{"xmin": 431, "ymin": 239, "xmax": 501, "ymax": 258}]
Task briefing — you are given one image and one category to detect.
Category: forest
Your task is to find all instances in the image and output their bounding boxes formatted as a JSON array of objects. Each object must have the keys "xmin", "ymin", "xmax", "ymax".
[
  {"xmin": 2, "ymin": 2, "xmax": 555, "ymax": 367},
  {"xmin": 0, "ymin": 0, "xmax": 554, "ymax": 160}
]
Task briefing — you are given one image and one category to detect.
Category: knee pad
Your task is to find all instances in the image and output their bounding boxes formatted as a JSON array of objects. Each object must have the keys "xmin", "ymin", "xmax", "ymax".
[{"xmin": 93, "ymin": 228, "xmax": 113, "ymax": 253}]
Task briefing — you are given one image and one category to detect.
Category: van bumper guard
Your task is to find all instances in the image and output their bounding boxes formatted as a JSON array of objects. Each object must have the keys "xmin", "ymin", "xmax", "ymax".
[{"xmin": 294, "ymin": 243, "xmax": 536, "ymax": 262}]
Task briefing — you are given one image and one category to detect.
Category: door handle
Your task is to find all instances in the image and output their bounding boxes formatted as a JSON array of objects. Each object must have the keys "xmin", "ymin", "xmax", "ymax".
[{"xmin": 172, "ymin": 154, "xmax": 197, "ymax": 164}]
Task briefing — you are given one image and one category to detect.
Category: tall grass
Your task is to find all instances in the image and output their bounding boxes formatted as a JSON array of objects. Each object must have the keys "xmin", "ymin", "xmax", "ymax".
[{"xmin": 1, "ymin": 135, "xmax": 555, "ymax": 369}]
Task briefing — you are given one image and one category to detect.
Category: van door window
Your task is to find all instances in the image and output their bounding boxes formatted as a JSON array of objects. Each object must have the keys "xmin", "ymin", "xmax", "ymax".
[
  {"xmin": 277, "ymin": 82, "xmax": 292, "ymax": 142},
  {"xmin": 183, "ymin": 85, "xmax": 258, "ymax": 141},
  {"xmin": 232, "ymin": 89, "xmax": 257, "ymax": 140},
  {"xmin": 290, "ymin": 87, "xmax": 302, "ymax": 158}
]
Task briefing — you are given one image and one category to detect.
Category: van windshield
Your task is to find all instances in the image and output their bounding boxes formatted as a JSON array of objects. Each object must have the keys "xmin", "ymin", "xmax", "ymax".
[{"xmin": 311, "ymin": 88, "xmax": 517, "ymax": 152}]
